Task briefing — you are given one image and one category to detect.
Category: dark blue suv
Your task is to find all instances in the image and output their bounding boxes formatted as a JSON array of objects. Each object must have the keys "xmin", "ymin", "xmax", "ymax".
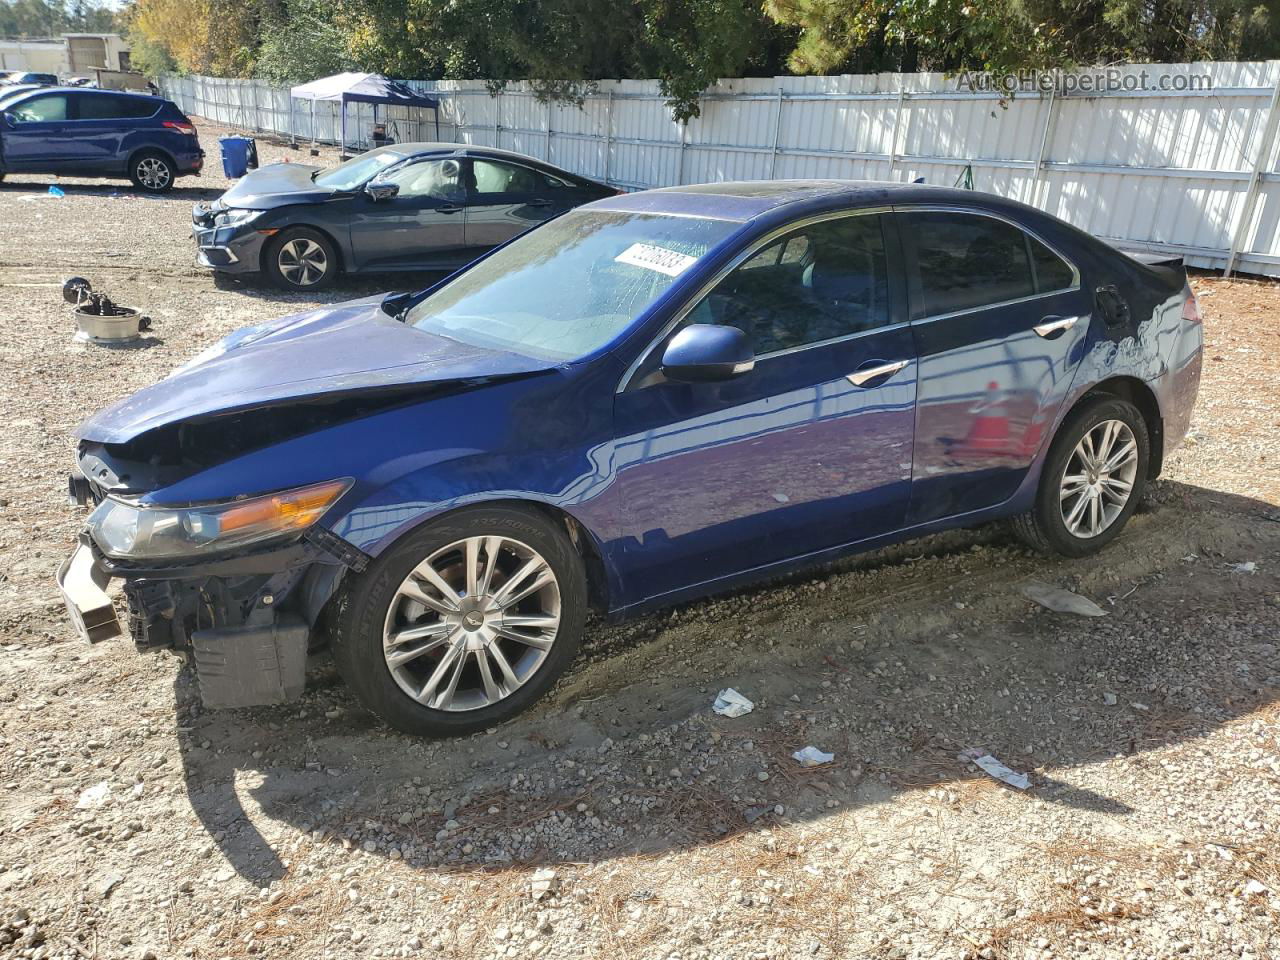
[{"xmin": 0, "ymin": 88, "xmax": 203, "ymax": 193}]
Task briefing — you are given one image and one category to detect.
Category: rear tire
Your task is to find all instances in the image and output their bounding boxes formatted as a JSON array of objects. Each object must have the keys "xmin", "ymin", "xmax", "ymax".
[
  {"xmin": 264, "ymin": 227, "xmax": 338, "ymax": 291},
  {"xmin": 331, "ymin": 506, "xmax": 587, "ymax": 737},
  {"xmin": 1012, "ymin": 397, "xmax": 1150, "ymax": 557},
  {"xmin": 128, "ymin": 150, "xmax": 174, "ymax": 193}
]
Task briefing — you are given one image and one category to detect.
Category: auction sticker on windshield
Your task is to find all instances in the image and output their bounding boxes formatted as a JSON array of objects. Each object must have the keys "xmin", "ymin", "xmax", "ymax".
[{"xmin": 614, "ymin": 243, "xmax": 699, "ymax": 277}]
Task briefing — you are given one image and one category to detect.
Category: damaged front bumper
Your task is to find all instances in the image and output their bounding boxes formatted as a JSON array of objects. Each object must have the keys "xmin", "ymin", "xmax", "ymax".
[
  {"xmin": 57, "ymin": 519, "xmax": 367, "ymax": 709},
  {"xmin": 191, "ymin": 206, "xmax": 268, "ymax": 274}
]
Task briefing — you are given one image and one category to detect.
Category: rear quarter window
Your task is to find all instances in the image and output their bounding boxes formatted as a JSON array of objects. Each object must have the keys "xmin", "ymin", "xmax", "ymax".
[{"xmin": 77, "ymin": 95, "xmax": 157, "ymax": 120}]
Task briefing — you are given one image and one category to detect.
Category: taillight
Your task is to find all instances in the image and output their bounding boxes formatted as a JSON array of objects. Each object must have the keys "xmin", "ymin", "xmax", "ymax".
[
  {"xmin": 1182, "ymin": 292, "xmax": 1202, "ymax": 324},
  {"xmin": 164, "ymin": 120, "xmax": 196, "ymax": 136}
]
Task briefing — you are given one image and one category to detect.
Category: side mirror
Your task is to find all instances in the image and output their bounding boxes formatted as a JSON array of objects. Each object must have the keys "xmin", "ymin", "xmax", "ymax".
[
  {"xmin": 380, "ymin": 289, "xmax": 414, "ymax": 320},
  {"xmin": 661, "ymin": 324, "xmax": 754, "ymax": 383},
  {"xmin": 365, "ymin": 179, "xmax": 399, "ymax": 202},
  {"xmin": 1, "ymin": 113, "xmax": 15, "ymax": 128}
]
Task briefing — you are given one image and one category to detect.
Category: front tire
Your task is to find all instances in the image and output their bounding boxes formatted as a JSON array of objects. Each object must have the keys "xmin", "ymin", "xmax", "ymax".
[
  {"xmin": 1013, "ymin": 397, "xmax": 1150, "ymax": 557},
  {"xmin": 128, "ymin": 150, "xmax": 174, "ymax": 193},
  {"xmin": 331, "ymin": 506, "xmax": 587, "ymax": 737},
  {"xmin": 264, "ymin": 227, "xmax": 338, "ymax": 291}
]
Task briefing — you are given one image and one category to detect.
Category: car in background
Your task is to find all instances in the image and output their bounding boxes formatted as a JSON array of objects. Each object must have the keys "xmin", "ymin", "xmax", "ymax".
[
  {"xmin": 190, "ymin": 143, "xmax": 618, "ymax": 290},
  {"xmin": 0, "ymin": 87, "xmax": 202, "ymax": 192},
  {"xmin": 0, "ymin": 71, "xmax": 57, "ymax": 86},
  {"xmin": 60, "ymin": 181, "xmax": 1202, "ymax": 737}
]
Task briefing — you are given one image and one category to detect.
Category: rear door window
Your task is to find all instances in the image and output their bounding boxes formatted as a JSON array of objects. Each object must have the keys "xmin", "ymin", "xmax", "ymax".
[
  {"xmin": 905, "ymin": 211, "xmax": 1077, "ymax": 317},
  {"xmin": 471, "ymin": 158, "xmax": 560, "ymax": 196}
]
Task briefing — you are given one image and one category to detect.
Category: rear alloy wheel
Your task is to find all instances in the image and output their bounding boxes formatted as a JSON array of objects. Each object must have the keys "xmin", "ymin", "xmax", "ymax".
[
  {"xmin": 1059, "ymin": 419, "xmax": 1140, "ymax": 539},
  {"xmin": 266, "ymin": 228, "xmax": 337, "ymax": 291},
  {"xmin": 1012, "ymin": 397, "xmax": 1150, "ymax": 557},
  {"xmin": 129, "ymin": 151, "xmax": 174, "ymax": 193},
  {"xmin": 332, "ymin": 507, "xmax": 586, "ymax": 736}
]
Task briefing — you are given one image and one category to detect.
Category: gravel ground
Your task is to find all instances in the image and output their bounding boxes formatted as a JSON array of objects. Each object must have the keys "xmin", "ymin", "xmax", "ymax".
[{"xmin": 0, "ymin": 119, "xmax": 1277, "ymax": 960}]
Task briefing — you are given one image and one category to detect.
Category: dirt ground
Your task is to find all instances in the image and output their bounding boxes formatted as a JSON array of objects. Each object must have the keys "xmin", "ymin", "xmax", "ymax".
[{"xmin": 0, "ymin": 119, "xmax": 1277, "ymax": 960}]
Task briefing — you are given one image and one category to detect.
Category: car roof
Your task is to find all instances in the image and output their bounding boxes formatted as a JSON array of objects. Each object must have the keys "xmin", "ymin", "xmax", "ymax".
[
  {"xmin": 386, "ymin": 141, "xmax": 593, "ymax": 177},
  {"xmin": 1, "ymin": 86, "xmax": 165, "ymax": 103},
  {"xmin": 588, "ymin": 179, "xmax": 1027, "ymax": 223}
]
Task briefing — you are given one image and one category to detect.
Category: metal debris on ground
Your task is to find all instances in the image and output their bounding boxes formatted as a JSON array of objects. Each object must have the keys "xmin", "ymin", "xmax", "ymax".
[
  {"xmin": 792, "ymin": 746, "xmax": 835, "ymax": 766},
  {"xmin": 64, "ymin": 277, "xmax": 152, "ymax": 344},
  {"xmin": 712, "ymin": 688, "xmax": 754, "ymax": 718},
  {"xmin": 1020, "ymin": 581, "xmax": 1107, "ymax": 617},
  {"xmin": 958, "ymin": 747, "xmax": 1031, "ymax": 789}
]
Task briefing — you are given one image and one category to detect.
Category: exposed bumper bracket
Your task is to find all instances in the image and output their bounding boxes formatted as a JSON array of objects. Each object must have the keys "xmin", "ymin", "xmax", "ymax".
[{"xmin": 56, "ymin": 543, "xmax": 123, "ymax": 643}]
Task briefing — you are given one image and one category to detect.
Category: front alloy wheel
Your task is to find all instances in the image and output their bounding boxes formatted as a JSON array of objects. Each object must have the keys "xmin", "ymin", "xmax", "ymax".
[
  {"xmin": 383, "ymin": 536, "xmax": 561, "ymax": 711},
  {"xmin": 266, "ymin": 228, "xmax": 337, "ymax": 290},
  {"xmin": 278, "ymin": 238, "xmax": 328, "ymax": 287},
  {"xmin": 332, "ymin": 506, "xmax": 586, "ymax": 737}
]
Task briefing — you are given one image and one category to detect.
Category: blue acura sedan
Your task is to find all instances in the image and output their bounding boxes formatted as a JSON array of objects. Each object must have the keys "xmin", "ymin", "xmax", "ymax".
[{"xmin": 58, "ymin": 181, "xmax": 1203, "ymax": 736}]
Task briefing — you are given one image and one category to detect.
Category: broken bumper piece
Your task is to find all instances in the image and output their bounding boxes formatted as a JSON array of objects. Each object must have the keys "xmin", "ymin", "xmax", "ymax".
[
  {"xmin": 56, "ymin": 543, "xmax": 124, "ymax": 644},
  {"xmin": 56, "ymin": 528, "xmax": 368, "ymax": 708}
]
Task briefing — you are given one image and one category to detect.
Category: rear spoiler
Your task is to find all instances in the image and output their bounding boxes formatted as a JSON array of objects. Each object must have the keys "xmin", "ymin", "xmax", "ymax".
[
  {"xmin": 1114, "ymin": 247, "xmax": 1187, "ymax": 288},
  {"xmin": 1122, "ymin": 250, "xmax": 1185, "ymax": 270}
]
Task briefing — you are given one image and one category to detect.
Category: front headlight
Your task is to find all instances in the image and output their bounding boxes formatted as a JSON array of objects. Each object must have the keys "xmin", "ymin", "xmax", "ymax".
[
  {"xmin": 86, "ymin": 479, "xmax": 351, "ymax": 560},
  {"xmin": 215, "ymin": 207, "xmax": 263, "ymax": 228}
]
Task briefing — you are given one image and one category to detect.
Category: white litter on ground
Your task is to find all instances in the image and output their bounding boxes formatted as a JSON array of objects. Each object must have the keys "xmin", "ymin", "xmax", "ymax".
[
  {"xmin": 712, "ymin": 688, "xmax": 755, "ymax": 718},
  {"xmin": 1230, "ymin": 561, "xmax": 1258, "ymax": 574},
  {"xmin": 75, "ymin": 781, "xmax": 111, "ymax": 810},
  {"xmin": 792, "ymin": 746, "xmax": 834, "ymax": 766},
  {"xmin": 959, "ymin": 748, "xmax": 1031, "ymax": 790},
  {"xmin": 1020, "ymin": 581, "xmax": 1107, "ymax": 617}
]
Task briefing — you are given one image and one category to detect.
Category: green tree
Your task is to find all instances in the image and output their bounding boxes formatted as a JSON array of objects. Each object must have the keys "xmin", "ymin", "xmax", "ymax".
[
  {"xmin": 255, "ymin": 0, "xmax": 357, "ymax": 83},
  {"xmin": 366, "ymin": 0, "xmax": 790, "ymax": 119},
  {"xmin": 0, "ymin": 0, "xmax": 118, "ymax": 37}
]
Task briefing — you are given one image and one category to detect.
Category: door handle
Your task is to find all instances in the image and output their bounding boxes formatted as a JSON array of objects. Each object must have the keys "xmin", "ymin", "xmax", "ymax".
[
  {"xmin": 1033, "ymin": 315, "xmax": 1079, "ymax": 338},
  {"xmin": 846, "ymin": 359, "xmax": 909, "ymax": 386},
  {"xmin": 436, "ymin": 204, "xmax": 462, "ymax": 214},
  {"xmin": 527, "ymin": 198, "xmax": 553, "ymax": 207}
]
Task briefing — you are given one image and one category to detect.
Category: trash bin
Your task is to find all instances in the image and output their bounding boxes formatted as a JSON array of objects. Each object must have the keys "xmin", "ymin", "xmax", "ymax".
[{"xmin": 219, "ymin": 136, "xmax": 255, "ymax": 179}]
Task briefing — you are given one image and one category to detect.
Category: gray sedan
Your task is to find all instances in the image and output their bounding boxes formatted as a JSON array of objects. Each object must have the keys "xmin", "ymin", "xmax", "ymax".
[{"xmin": 192, "ymin": 143, "xmax": 618, "ymax": 290}]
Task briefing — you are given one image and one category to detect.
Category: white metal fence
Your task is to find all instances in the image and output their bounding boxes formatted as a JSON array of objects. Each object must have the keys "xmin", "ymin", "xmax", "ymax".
[{"xmin": 160, "ymin": 62, "xmax": 1280, "ymax": 277}]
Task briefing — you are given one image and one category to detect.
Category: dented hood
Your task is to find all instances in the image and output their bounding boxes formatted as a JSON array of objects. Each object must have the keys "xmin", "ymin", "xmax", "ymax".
[
  {"xmin": 218, "ymin": 162, "xmax": 337, "ymax": 209},
  {"xmin": 75, "ymin": 299, "xmax": 553, "ymax": 444}
]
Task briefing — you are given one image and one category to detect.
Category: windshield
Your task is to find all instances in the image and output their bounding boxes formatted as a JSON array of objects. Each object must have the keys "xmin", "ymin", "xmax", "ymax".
[
  {"xmin": 313, "ymin": 149, "xmax": 405, "ymax": 190},
  {"xmin": 406, "ymin": 210, "xmax": 739, "ymax": 362}
]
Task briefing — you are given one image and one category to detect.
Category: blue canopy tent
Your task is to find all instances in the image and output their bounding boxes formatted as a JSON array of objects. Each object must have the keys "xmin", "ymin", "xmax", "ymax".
[{"xmin": 290, "ymin": 72, "xmax": 440, "ymax": 157}]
